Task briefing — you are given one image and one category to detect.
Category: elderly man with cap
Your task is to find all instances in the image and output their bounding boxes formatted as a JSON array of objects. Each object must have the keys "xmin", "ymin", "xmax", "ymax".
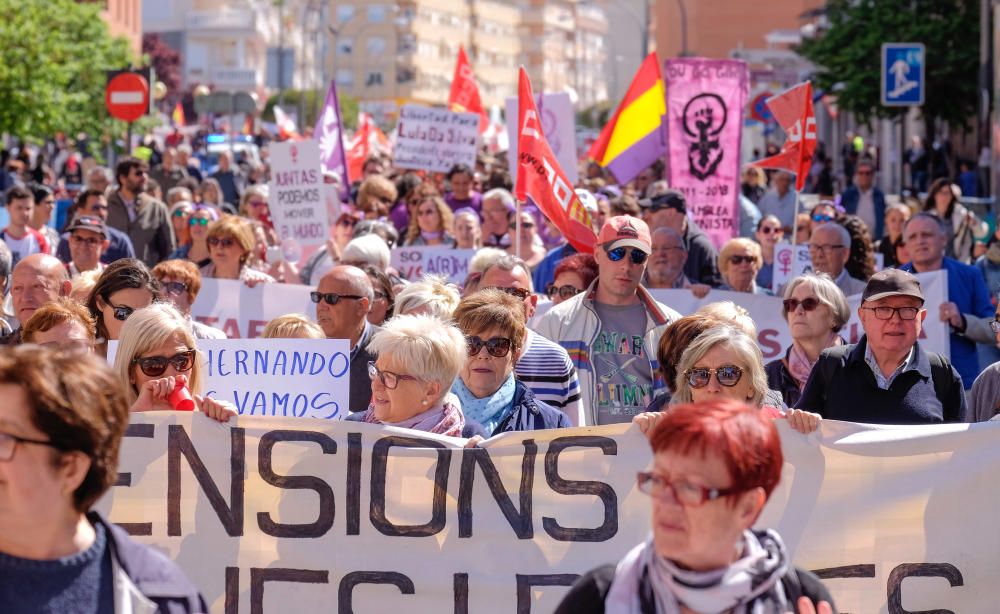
[
  {"xmin": 640, "ymin": 188, "xmax": 720, "ymax": 286},
  {"xmin": 535, "ymin": 216, "xmax": 681, "ymax": 426},
  {"xmin": 795, "ymin": 268, "xmax": 966, "ymax": 424},
  {"xmin": 65, "ymin": 216, "xmax": 109, "ymax": 278}
]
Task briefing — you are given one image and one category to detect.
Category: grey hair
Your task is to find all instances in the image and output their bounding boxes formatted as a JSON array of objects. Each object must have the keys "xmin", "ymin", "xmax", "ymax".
[
  {"xmin": 652, "ymin": 227, "xmax": 685, "ymax": 248},
  {"xmin": 695, "ymin": 301, "xmax": 758, "ymax": 338},
  {"xmin": 342, "ymin": 235, "xmax": 391, "ymax": 271},
  {"xmin": 394, "ymin": 274, "xmax": 461, "ymax": 319},
  {"xmin": 481, "ymin": 253, "xmax": 534, "ymax": 292},
  {"xmin": 482, "ymin": 188, "xmax": 515, "ymax": 209},
  {"xmin": 670, "ymin": 325, "xmax": 767, "ymax": 407},
  {"xmin": 469, "ymin": 247, "xmax": 508, "ymax": 275},
  {"xmin": 646, "ymin": 180, "xmax": 671, "ymax": 198},
  {"xmin": 811, "ymin": 222, "xmax": 851, "ymax": 247},
  {"xmin": 904, "ymin": 211, "xmax": 946, "ymax": 235},
  {"xmin": 781, "ymin": 272, "xmax": 850, "ymax": 332}
]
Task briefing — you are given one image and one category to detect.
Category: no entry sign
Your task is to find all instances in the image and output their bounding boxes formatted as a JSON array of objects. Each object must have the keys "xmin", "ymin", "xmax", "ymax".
[{"xmin": 105, "ymin": 72, "xmax": 150, "ymax": 122}]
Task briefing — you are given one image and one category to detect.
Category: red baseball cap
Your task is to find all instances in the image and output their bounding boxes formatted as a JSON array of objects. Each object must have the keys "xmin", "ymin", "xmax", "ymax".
[{"xmin": 597, "ymin": 216, "xmax": 652, "ymax": 254}]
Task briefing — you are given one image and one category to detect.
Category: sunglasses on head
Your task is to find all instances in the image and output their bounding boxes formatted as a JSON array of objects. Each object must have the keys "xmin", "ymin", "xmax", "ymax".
[
  {"xmin": 189, "ymin": 217, "xmax": 210, "ymax": 226},
  {"xmin": 466, "ymin": 335, "xmax": 513, "ymax": 358},
  {"xmin": 729, "ymin": 255, "xmax": 756, "ymax": 265},
  {"xmin": 131, "ymin": 349, "xmax": 196, "ymax": 378},
  {"xmin": 310, "ymin": 291, "xmax": 364, "ymax": 305},
  {"xmin": 605, "ymin": 245, "xmax": 649, "ymax": 265},
  {"xmin": 685, "ymin": 365, "xmax": 744, "ymax": 389},
  {"xmin": 546, "ymin": 284, "xmax": 582, "ymax": 300},
  {"xmin": 207, "ymin": 236, "xmax": 236, "ymax": 248},
  {"xmin": 783, "ymin": 297, "xmax": 821, "ymax": 313}
]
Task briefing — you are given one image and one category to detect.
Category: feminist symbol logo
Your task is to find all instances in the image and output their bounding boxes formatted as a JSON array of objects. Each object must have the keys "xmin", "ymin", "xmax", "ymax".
[
  {"xmin": 777, "ymin": 247, "xmax": 793, "ymax": 276},
  {"xmin": 682, "ymin": 93, "xmax": 728, "ymax": 181}
]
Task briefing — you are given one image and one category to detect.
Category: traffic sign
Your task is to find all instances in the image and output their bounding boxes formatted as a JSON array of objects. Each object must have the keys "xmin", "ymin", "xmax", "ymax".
[
  {"xmin": 105, "ymin": 72, "xmax": 150, "ymax": 122},
  {"xmin": 749, "ymin": 91, "xmax": 774, "ymax": 123},
  {"xmin": 881, "ymin": 43, "xmax": 925, "ymax": 106}
]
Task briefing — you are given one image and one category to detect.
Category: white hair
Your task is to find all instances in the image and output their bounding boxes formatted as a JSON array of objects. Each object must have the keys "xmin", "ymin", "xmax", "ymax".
[
  {"xmin": 367, "ymin": 314, "xmax": 467, "ymax": 389},
  {"xmin": 342, "ymin": 234, "xmax": 391, "ymax": 270},
  {"xmin": 394, "ymin": 275, "xmax": 461, "ymax": 319}
]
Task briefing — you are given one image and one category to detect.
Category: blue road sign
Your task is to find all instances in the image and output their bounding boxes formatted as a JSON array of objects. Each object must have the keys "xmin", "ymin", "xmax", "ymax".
[{"xmin": 881, "ymin": 43, "xmax": 925, "ymax": 106}]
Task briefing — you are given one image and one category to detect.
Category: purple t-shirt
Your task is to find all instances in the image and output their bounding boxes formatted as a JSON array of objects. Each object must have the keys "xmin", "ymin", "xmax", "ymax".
[
  {"xmin": 389, "ymin": 201, "xmax": 410, "ymax": 235},
  {"xmin": 444, "ymin": 191, "xmax": 483, "ymax": 215}
]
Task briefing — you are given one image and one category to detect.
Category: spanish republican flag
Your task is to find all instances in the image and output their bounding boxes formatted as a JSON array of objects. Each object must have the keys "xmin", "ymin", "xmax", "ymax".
[
  {"xmin": 171, "ymin": 102, "xmax": 185, "ymax": 127},
  {"xmin": 586, "ymin": 53, "xmax": 667, "ymax": 184}
]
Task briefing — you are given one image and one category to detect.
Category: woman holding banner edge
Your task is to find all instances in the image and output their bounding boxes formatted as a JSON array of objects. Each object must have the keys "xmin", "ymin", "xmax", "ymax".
[{"xmin": 556, "ymin": 399, "xmax": 835, "ymax": 614}]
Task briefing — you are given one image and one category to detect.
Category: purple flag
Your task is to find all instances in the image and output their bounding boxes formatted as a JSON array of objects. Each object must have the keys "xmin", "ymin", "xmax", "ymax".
[{"xmin": 314, "ymin": 81, "xmax": 350, "ymax": 202}]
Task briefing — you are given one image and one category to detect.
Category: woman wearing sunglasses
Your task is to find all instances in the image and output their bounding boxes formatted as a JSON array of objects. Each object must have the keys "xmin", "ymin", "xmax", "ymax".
[
  {"xmin": 506, "ymin": 209, "xmax": 547, "ymax": 270},
  {"xmin": 345, "ymin": 313, "xmax": 476, "ymax": 436},
  {"xmin": 557, "ymin": 399, "xmax": 835, "ymax": 614},
  {"xmin": 113, "ymin": 303, "xmax": 235, "ymax": 422},
  {"xmin": 452, "ymin": 289, "xmax": 570, "ymax": 436},
  {"xmin": 239, "ymin": 185, "xmax": 280, "ymax": 248},
  {"xmin": 403, "ymin": 196, "xmax": 456, "ymax": 247},
  {"xmin": 169, "ymin": 205, "xmax": 217, "ymax": 268},
  {"xmin": 200, "ymin": 216, "xmax": 275, "ymax": 287},
  {"xmin": 717, "ymin": 238, "xmax": 770, "ymax": 295},
  {"xmin": 169, "ymin": 201, "xmax": 194, "ymax": 250},
  {"xmin": 85, "ymin": 259, "xmax": 160, "ymax": 356},
  {"xmin": 547, "ymin": 253, "xmax": 598, "ymax": 306},
  {"xmin": 754, "ymin": 215, "xmax": 783, "ymax": 291},
  {"xmin": 766, "ymin": 274, "xmax": 850, "ymax": 408}
]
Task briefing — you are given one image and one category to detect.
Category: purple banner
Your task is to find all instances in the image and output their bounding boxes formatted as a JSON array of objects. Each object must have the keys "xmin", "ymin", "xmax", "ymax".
[
  {"xmin": 663, "ymin": 59, "xmax": 748, "ymax": 249},
  {"xmin": 314, "ymin": 81, "xmax": 350, "ymax": 202}
]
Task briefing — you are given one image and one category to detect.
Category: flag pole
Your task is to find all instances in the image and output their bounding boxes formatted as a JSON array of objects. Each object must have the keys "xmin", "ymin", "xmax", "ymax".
[{"xmin": 515, "ymin": 200, "xmax": 522, "ymax": 258}]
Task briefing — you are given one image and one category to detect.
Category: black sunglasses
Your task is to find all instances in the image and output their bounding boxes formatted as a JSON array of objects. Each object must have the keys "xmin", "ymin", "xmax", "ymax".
[
  {"xmin": 108, "ymin": 301, "xmax": 135, "ymax": 322},
  {"xmin": 546, "ymin": 284, "xmax": 582, "ymax": 300},
  {"xmin": 131, "ymin": 349, "xmax": 196, "ymax": 378},
  {"xmin": 729, "ymin": 255, "xmax": 756, "ymax": 265},
  {"xmin": 605, "ymin": 246, "xmax": 649, "ymax": 265},
  {"xmin": 685, "ymin": 365, "xmax": 744, "ymax": 388},
  {"xmin": 467, "ymin": 335, "xmax": 513, "ymax": 358},
  {"xmin": 207, "ymin": 237, "xmax": 236, "ymax": 248},
  {"xmin": 783, "ymin": 297, "xmax": 821, "ymax": 313},
  {"xmin": 310, "ymin": 291, "xmax": 365, "ymax": 305}
]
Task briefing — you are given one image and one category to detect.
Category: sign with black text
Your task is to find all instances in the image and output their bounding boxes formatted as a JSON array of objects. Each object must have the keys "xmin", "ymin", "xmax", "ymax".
[
  {"xmin": 393, "ymin": 105, "xmax": 479, "ymax": 173},
  {"xmin": 269, "ymin": 139, "xmax": 329, "ymax": 248},
  {"xmin": 390, "ymin": 246, "xmax": 475, "ymax": 285}
]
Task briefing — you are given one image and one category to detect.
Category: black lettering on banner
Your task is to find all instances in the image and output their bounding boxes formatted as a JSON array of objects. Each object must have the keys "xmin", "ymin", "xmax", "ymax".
[
  {"xmin": 453, "ymin": 573, "xmax": 469, "ymax": 614},
  {"xmin": 515, "ymin": 574, "xmax": 579, "ymax": 614},
  {"xmin": 347, "ymin": 432, "xmax": 362, "ymax": 535},
  {"xmin": 250, "ymin": 567, "xmax": 329, "ymax": 614},
  {"xmin": 115, "ymin": 423, "xmax": 155, "ymax": 536},
  {"xmin": 812, "ymin": 564, "xmax": 876, "ymax": 580},
  {"xmin": 887, "ymin": 563, "xmax": 963, "ymax": 614},
  {"xmin": 167, "ymin": 425, "xmax": 246, "ymax": 536},
  {"xmin": 542, "ymin": 436, "xmax": 618, "ymax": 542},
  {"xmin": 338, "ymin": 571, "xmax": 415, "ymax": 612},
  {"xmin": 458, "ymin": 439, "xmax": 537, "ymax": 539},
  {"xmin": 225, "ymin": 566, "xmax": 239, "ymax": 614},
  {"xmin": 370, "ymin": 435, "xmax": 451, "ymax": 537},
  {"xmin": 257, "ymin": 430, "xmax": 337, "ymax": 538}
]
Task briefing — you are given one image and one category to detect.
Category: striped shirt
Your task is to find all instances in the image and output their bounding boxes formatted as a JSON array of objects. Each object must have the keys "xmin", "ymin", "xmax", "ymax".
[{"xmin": 515, "ymin": 330, "xmax": 583, "ymax": 426}]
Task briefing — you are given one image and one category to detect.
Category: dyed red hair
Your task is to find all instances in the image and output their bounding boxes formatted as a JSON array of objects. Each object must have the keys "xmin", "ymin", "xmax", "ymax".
[
  {"xmin": 649, "ymin": 399, "xmax": 783, "ymax": 500},
  {"xmin": 553, "ymin": 253, "xmax": 598, "ymax": 288}
]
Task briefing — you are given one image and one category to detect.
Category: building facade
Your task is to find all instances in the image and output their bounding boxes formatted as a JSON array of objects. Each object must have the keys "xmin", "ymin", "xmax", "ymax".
[{"xmin": 101, "ymin": 0, "xmax": 144, "ymax": 55}]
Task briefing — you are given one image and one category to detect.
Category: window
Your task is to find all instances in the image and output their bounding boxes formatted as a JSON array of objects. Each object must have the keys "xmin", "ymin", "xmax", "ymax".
[
  {"xmin": 365, "ymin": 72, "xmax": 384, "ymax": 87},
  {"xmin": 367, "ymin": 5, "xmax": 386, "ymax": 23},
  {"xmin": 337, "ymin": 37, "xmax": 353, "ymax": 55},
  {"xmin": 366, "ymin": 37, "xmax": 386, "ymax": 55},
  {"xmin": 336, "ymin": 69, "xmax": 354, "ymax": 87},
  {"xmin": 336, "ymin": 5, "xmax": 354, "ymax": 24},
  {"xmin": 265, "ymin": 47, "xmax": 294, "ymax": 89}
]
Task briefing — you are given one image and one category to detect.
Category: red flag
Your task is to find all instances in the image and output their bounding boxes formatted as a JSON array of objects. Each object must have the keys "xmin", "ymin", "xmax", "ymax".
[
  {"xmin": 749, "ymin": 82, "xmax": 817, "ymax": 191},
  {"xmin": 346, "ymin": 113, "xmax": 391, "ymax": 182},
  {"xmin": 447, "ymin": 46, "xmax": 489, "ymax": 133},
  {"xmin": 516, "ymin": 68, "xmax": 596, "ymax": 254}
]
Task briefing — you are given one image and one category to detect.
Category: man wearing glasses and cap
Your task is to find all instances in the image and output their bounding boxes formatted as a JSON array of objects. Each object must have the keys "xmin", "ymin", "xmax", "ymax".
[
  {"xmin": 796, "ymin": 268, "xmax": 966, "ymax": 424},
  {"xmin": 535, "ymin": 216, "xmax": 680, "ymax": 426},
  {"xmin": 640, "ymin": 188, "xmax": 720, "ymax": 286}
]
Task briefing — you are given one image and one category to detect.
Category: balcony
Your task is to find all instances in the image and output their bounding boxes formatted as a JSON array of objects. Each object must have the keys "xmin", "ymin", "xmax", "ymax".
[{"xmin": 186, "ymin": 9, "xmax": 255, "ymax": 32}]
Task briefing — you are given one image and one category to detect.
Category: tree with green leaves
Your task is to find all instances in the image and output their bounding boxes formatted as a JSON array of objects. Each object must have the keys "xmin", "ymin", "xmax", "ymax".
[
  {"xmin": 797, "ymin": 0, "xmax": 979, "ymax": 136},
  {"xmin": 0, "ymin": 0, "xmax": 135, "ymax": 139}
]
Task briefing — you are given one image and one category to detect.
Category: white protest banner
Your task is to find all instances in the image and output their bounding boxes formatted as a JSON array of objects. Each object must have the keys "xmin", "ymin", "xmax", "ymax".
[
  {"xmin": 772, "ymin": 243, "xmax": 885, "ymax": 293},
  {"xmin": 394, "ymin": 105, "xmax": 479, "ymax": 173},
  {"xmin": 192, "ymin": 278, "xmax": 316, "ymax": 339},
  {"xmin": 649, "ymin": 268, "xmax": 949, "ymax": 361},
  {"xmin": 199, "ymin": 339, "xmax": 350, "ymax": 419},
  {"xmin": 391, "ymin": 246, "xmax": 476, "ymax": 285},
  {"xmin": 269, "ymin": 139, "xmax": 329, "ymax": 247},
  {"xmin": 506, "ymin": 92, "xmax": 578, "ymax": 185},
  {"xmin": 98, "ymin": 415, "xmax": 651, "ymax": 613}
]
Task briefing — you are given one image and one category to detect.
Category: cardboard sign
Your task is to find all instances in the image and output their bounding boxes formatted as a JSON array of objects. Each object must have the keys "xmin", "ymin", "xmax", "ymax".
[
  {"xmin": 506, "ymin": 92, "xmax": 578, "ymax": 185},
  {"xmin": 393, "ymin": 105, "xmax": 479, "ymax": 173},
  {"xmin": 192, "ymin": 278, "xmax": 316, "ymax": 339},
  {"xmin": 390, "ymin": 246, "xmax": 476, "ymax": 285},
  {"xmin": 269, "ymin": 139, "xmax": 329, "ymax": 248}
]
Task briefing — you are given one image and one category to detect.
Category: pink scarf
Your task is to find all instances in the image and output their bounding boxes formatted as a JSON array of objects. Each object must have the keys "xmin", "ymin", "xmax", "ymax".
[
  {"xmin": 360, "ymin": 393, "xmax": 465, "ymax": 437},
  {"xmin": 787, "ymin": 334, "xmax": 843, "ymax": 391}
]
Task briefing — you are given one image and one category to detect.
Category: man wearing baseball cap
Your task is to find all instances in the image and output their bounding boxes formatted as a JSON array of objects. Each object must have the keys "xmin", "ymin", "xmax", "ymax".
[
  {"xmin": 796, "ymin": 268, "xmax": 966, "ymax": 424},
  {"xmin": 535, "ymin": 216, "xmax": 681, "ymax": 426},
  {"xmin": 65, "ymin": 215, "xmax": 109, "ymax": 278}
]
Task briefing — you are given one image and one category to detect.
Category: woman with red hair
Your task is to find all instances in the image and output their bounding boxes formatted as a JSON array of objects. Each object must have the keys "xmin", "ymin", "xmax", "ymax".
[
  {"xmin": 546, "ymin": 253, "xmax": 598, "ymax": 305},
  {"xmin": 557, "ymin": 400, "xmax": 834, "ymax": 614}
]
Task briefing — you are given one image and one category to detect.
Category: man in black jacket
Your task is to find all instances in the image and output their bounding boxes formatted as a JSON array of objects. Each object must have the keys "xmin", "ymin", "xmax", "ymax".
[{"xmin": 640, "ymin": 189, "xmax": 720, "ymax": 286}]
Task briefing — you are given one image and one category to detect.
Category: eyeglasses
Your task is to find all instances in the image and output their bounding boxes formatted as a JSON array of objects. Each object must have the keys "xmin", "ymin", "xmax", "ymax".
[
  {"xmin": 108, "ymin": 301, "xmax": 135, "ymax": 322},
  {"xmin": 418, "ymin": 209, "xmax": 439, "ymax": 217},
  {"xmin": 310, "ymin": 291, "xmax": 365, "ymax": 305},
  {"xmin": 510, "ymin": 221, "xmax": 535, "ymax": 229},
  {"xmin": 486, "ymin": 286, "xmax": 531, "ymax": 300},
  {"xmin": 991, "ymin": 318, "xmax": 1000, "ymax": 333},
  {"xmin": 88, "ymin": 204, "xmax": 109, "ymax": 213},
  {"xmin": 466, "ymin": 335, "xmax": 513, "ymax": 358},
  {"xmin": 684, "ymin": 365, "xmax": 744, "ymax": 388},
  {"xmin": 207, "ymin": 237, "xmax": 236, "ymax": 248},
  {"xmin": 636, "ymin": 471, "xmax": 745, "ymax": 506},
  {"xmin": 861, "ymin": 306, "xmax": 921, "ymax": 320},
  {"xmin": 811, "ymin": 214, "xmax": 835, "ymax": 223},
  {"xmin": 161, "ymin": 281, "xmax": 189, "ymax": 296},
  {"xmin": 172, "ymin": 210, "xmax": 191, "ymax": 218},
  {"xmin": 808, "ymin": 243, "xmax": 844, "ymax": 254},
  {"xmin": 605, "ymin": 246, "xmax": 649, "ymax": 265},
  {"xmin": 729, "ymin": 255, "xmax": 756, "ymax": 265},
  {"xmin": 856, "ymin": 170, "xmax": 873, "ymax": 176},
  {"xmin": 131, "ymin": 349, "xmax": 196, "ymax": 378},
  {"xmin": 783, "ymin": 297, "xmax": 821, "ymax": 313},
  {"xmin": 546, "ymin": 284, "xmax": 582, "ymax": 300},
  {"xmin": 367, "ymin": 361, "xmax": 418, "ymax": 389},
  {"xmin": 189, "ymin": 217, "xmax": 210, "ymax": 227},
  {"xmin": 131, "ymin": 169, "xmax": 147, "ymax": 177},
  {"xmin": 759, "ymin": 226, "xmax": 782, "ymax": 235},
  {"xmin": 337, "ymin": 218, "xmax": 358, "ymax": 228},
  {"xmin": 70, "ymin": 234, "xmax": 103, "ymax": 246},
  {"xmin": 0, "ymin": 432, "xmax": 67, "ymax": 462}
]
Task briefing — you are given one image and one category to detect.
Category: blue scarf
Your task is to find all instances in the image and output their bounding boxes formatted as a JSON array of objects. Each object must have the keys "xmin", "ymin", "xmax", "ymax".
[{"xmin": 452, "ymin": 373, "xmax": 516, "ymax": 435}]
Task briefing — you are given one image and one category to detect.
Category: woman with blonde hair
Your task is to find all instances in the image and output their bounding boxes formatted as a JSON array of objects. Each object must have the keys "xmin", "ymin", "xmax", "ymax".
[
  {"xmin": 394, "ymin": 274, "xmax": 461, "ymax": 319},
  {"xmin": 357, "ymin": 175, "xmax": 397, "ymax": 220},
  {"xmin": 200, "ymin": 216, "xmax": 275, "ymax": 286},
  {"xmin": 262, "ymin": 314, "xmax": 326, "ymax": 339},
  {"xmin": 112, "ymin": 303, "xmax": 235, "ymax": 421},
  {"xmin": 404, "ymin": 195, "xmax": 455, "ymax": 247},
  {"xmin": 717, "ymin": 237, "xmax": 770, "ymax": 294}
]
